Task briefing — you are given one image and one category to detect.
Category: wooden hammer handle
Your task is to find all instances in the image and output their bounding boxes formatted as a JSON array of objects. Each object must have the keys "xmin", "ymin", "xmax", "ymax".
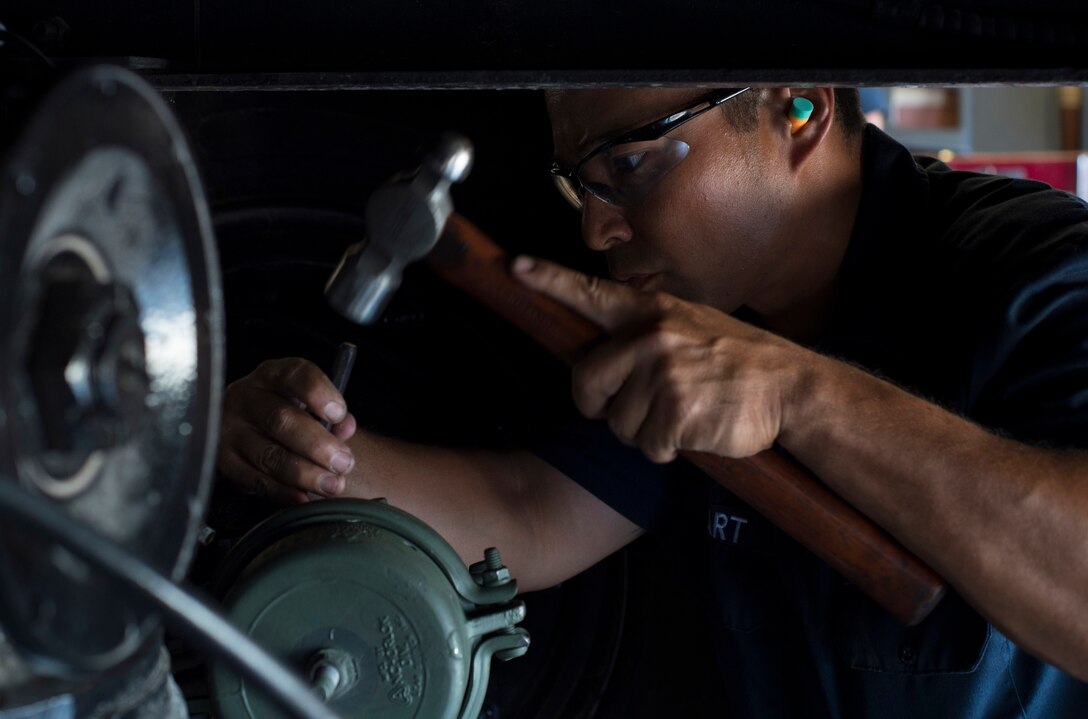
[{"xmin": 429, "ymin": 213, "xmax": 946, "ymax": 626}]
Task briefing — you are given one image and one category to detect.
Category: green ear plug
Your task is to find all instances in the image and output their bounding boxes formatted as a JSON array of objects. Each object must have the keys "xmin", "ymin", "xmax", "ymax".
[{"xmin": 790, "ymin": 97, "xmax": 814, "ymax": 132}]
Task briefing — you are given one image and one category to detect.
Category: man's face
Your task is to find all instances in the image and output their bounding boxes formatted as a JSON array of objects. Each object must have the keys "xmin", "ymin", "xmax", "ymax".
[{"xmin": 547, "ymin": 88, "xmax": 792, "ymax": 314}]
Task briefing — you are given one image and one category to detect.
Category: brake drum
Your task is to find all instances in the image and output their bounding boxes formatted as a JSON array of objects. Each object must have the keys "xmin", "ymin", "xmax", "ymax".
[
  {"xmin": 208, "ymin": 498, "xmax": 529, "ymax": 719},
  {"xmin": 0, "ymin": 65, "xmax": 223, "ymax": 681}
]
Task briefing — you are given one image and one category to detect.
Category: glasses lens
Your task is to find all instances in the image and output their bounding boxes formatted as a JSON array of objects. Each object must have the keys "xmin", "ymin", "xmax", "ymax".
[
  {"xmin": 551, "ymin": 174, "xmax": 585, "ymax": 210},
  {"xmin": 579, "ymin": 137, "xmax": 690, "ymax": 207}
]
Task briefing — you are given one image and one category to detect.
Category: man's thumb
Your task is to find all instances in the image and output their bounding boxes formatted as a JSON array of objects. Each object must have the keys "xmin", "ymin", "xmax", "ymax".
[{"xmin": 512, "ymin": 255, "xmax": 641, "ymax": 331}]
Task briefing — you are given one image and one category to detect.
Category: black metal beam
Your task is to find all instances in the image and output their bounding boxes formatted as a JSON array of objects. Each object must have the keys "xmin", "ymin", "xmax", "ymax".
[
  {"xmin": 2, "ymin": 1, "xmax": 1087, "ymax": 85},
  {"xmin": 146, "ymin": 68, "xmax": 1088, "ymax": 92}
]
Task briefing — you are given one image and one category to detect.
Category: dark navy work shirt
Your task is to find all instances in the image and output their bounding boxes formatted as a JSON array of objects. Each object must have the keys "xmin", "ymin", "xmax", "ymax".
[{"xmin": 530, "ymin": 126, "xmax": 1088, "ymax": 718}]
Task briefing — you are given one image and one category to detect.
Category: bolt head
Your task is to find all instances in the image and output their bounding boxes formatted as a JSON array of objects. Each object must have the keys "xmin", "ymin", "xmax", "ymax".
[
  {"xmin": 24, "ymin": 253, "xmax": 146, "ymax": 465},
  {"xmin": 470, "ymin": 565, "xmax": 512, "ymax": 587}
]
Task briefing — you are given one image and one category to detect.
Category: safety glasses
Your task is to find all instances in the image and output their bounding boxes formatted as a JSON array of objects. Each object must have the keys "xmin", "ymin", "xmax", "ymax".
[{"xmin": 550, "ymin": 87, "xmax": 749, "ymax": 210}]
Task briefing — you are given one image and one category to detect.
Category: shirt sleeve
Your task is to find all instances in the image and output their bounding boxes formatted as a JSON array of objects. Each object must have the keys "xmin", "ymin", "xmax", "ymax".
[
  {"xmin": 520, "ymin": 414, "xmax": 685, "ymax": 532},
  {"xmin": 968, "ymin": 241, "xmax": 1088, "ymax": 447}
]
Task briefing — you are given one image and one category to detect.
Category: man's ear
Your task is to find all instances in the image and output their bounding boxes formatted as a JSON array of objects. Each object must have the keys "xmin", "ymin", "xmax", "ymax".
[{"xmin": 780, "ymin": 87, "xmax": 835, "ymax": 170}]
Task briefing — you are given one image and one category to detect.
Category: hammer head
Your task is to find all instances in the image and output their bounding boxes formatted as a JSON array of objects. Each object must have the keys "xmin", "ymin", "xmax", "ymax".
[{"xmin": 325, "ymin": 133, "xmax": 474, "ymax": 324}]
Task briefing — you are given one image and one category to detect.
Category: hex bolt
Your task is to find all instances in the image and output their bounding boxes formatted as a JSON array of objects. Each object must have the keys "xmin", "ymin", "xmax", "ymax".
[
  {"xmin": 310, "ymin": 662, "xmax": 342, "ymax": 702},
  {"xmin": 470, "ymin": 547, "xmax": 512, "ymax": 588},
  {"xmin": 494, "ymin": 629, "xmax": 531, "ymax": 663},
  {"xmin": 306, "ymin": 648, "xmax": 357, "ymax": 702},
  {"xmin": 197, "ymin": 525, "xmax": 216, "ymax": 546}
]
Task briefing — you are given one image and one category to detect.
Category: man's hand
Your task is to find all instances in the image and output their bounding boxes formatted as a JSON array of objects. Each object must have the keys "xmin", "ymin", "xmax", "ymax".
[
  {"xmin": 513, "ymin": 256, "xmax": 811, "ymax": 463},
  {"xmin": 216, "ymin": 358, "xmax": 358, "ymax": 504}
]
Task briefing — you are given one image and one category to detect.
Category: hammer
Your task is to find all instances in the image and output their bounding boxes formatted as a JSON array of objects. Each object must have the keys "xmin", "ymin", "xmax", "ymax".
[{"xmin": 325, "ymin": 135, "xmax": 946, "ymax": 626}]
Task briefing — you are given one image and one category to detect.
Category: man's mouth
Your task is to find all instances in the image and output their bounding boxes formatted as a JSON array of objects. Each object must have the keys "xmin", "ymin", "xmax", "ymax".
[{"xmin": 618, "ymin": 273, "xmax": 660, "ymax": 291}]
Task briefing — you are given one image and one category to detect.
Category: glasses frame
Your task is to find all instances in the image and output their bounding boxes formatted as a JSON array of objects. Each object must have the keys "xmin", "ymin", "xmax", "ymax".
[{"xmin": 550, "ymin": 87, "xmax": 750, "ymax": 208}]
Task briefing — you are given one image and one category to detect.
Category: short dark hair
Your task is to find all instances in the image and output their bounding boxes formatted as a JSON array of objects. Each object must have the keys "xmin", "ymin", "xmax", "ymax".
[{"xmin": 721, "ymin": 88, "xmax": 866, "ymax": 137}]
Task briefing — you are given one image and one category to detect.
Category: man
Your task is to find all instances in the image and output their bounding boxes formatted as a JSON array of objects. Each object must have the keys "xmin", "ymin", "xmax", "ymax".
[{"xmin": 217, "ymin": 87, "xmax": 1088, "ymax": 716}]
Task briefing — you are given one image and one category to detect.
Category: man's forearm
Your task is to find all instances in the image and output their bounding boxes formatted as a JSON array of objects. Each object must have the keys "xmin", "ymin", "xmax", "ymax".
[
  {"xmin": 779, "ymin": 354, "xmax": 1088, "ymax": 680},
  {"xmin": 339, "ymin": 432, "xmax": 535, "ymax": 574},
  {"xmin": 339, "ymin": 431, "xmax": 642, "ymax": 592}
]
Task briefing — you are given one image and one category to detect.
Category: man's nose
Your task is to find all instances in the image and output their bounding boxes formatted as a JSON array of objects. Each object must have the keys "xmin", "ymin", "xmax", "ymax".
[{"xmin": 580, "ymin": 195, "xmax": 633, "ymax": 252}]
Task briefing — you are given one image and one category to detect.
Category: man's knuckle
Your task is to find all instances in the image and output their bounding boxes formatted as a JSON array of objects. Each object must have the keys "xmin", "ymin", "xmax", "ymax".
[
  {"xmin": 248, "ymin": 475, "xmax": 269, "ymax": 498},
  {"xmin": 607, "ymin": 414, "xmax": 632, "ymax": 444},
  {"xmin": 638, "ymin": 292, "xmax": 674, "ymax": 320},
  {"xmin": 255, "ymin": 358, "xmax": 288, "ymax": 378},
  {"xmin": 571, "ymin": 385, "xmax": 598, "ymax": 417},
  {"xmin": 647, "ymin": 291, "xmax": 671, "ymax": 311},
  {"xmin": 660, "ymin": 386, "xmax": 690, "ymax": 422},
  {"xmin": 574, "ymin": 361, "xmax": 606, "ymax": 395},
  {"xmin": 644, "ymin": 321, "xmax": 679, "ymax": 350},
  {"xmin": 279, "ymin": 357, "xmax": 308, "ymax": 383},
  {"xmin": 582, "ymin": 273, "xmax": 604, "ymax": 298},
  {"xmin": 264, "ymin": 357, "xmax": 315, "ymax": 393},
  {"xmin": 256, "ymin": 442, "xmax": 287, "ymax": 474},
  {"xmin": 571, "ymin": 361, "xmax": 591, "ymax": 388},
  {"xmin": 223, "ymin": 378, "xmax": 242, "ymax": 400},
  {"xmin": 264, "ymin": 405, "xmax": 295, "ymax": 436},
  {"xmin": 652, "ymin": 354, "xmax": 683, "ymax": 387},
  {"xmin": 656, "ymin": 352, "xmax": 677, "ymax": 374},
  {"xmin": 641, "ymin": 439, "xmax": 670, "ymax": 464}
]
